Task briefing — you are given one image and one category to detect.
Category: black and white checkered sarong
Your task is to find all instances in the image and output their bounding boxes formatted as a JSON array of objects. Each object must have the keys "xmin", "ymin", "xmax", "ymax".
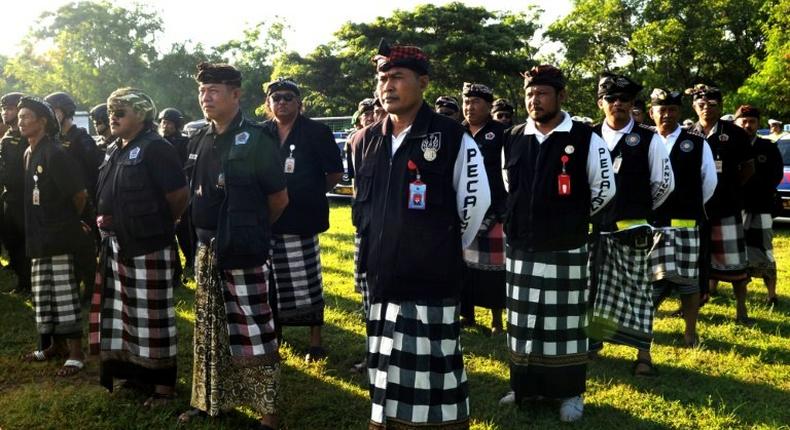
[
  {"xmin": 506, "ymin": 244, "xmax": 588, "ymax": 399},
  {"xmin": 89, "ymin": 236, "xmax": 177, "ymax": 368},
  {"xmin": 591, "ymin": 228, "xmax": 655, "ymax": 350},
  {"xmin": 367, "ymin": 300, "xmax": 469, "ymax": 429},
  {"xmin": 743, "ymin": 212, "xmax": 777, "ymax": 279},
  {"xmin": 270, "ymin": 234, "xmax": 324, "ymax": 326},
  {"xmin": 354, "ymin": 233, "xmax": 370, "ymax": 316},
  {"xmin": 710, "ymin": 215, "xmax": 748, "ymax": 280},
  {"xmin": 31, "ymin": 254, "xmax": 81, "ymax": 336},
  {"xmin": 650, "ymin": 226, "xmax": 700, "ymax": 299}
]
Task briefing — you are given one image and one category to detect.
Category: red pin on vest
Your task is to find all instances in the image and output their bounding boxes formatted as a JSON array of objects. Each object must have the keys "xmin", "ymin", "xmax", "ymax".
[{"xmin": 558, "ymin": 155, "xmax": 571, "ymax": 196}]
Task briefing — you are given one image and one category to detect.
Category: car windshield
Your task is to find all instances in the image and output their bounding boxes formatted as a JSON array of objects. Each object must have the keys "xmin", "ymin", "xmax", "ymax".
[{"xmin": 777, "ymin": 139, "xmax": 790, "ymax": 166}]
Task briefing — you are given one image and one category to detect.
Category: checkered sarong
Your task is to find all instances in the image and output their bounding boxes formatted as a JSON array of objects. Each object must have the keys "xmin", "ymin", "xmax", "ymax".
[
  {"xmin": 89, "ymin": 236, "xmax": 177, "ymax": 368},
  {"xmin": 367, "ymin": 300, "xmax": 469, "ymax": 429},
  {"xmin": 650, "ymin": 227, "xmax": 700, "ymax": 285},
  {"xmin": 743, "ymin": 212, "xmax": 777, "ymax": 279},
  {"xmin": 463, "ymin": 222, "xmax": 505, "ymax": 270},
  {"xmin": 270, "ymin": 234, "xmax": 324, "ymax": 326},
  {"xmin": 506, "ymin": 244, "xmax": 588, "ymax": 399},
  {"xmin": 590, "ymin": 227, "xmax": 655, "ymax": 350},
  {"xmin": 354, "ymin": 233, "xmax": 370, "ymax": 316},
  {"xmin": 710, "ymin": 215, "xmax": 748, "ymax": 280},
  {"xmin": 31, "ymin": 254, "xmax": 81, "ymax": 336}
]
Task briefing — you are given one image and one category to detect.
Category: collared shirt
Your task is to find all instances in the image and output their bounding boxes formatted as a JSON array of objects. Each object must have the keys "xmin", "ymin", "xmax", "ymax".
[
  {"xmin": 658, "ymin": 125, "xmax": 718, "ymax": 204},
  {"xmin": 390, "ymin": 122, "xmax": 490, "ymax": 248},
  {"xmin": 524, "ymin": 111, "xmax": 616, "ymax": 215},
  {"xmin": 601, "ymin": 118, "xmax": 674, "ymax": 209}
]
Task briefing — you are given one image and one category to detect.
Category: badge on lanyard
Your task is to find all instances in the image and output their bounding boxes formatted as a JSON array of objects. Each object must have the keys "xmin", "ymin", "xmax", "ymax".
[
  {"xmin": 284, "ymin": 144, "xmax": 296, "ymax": 173},
  {"xmin": 407, "ymin": 160, "xmax": 427, "ymax": 210},
  {"xmin": 613, "ymin": 155, "xmax": 623, "ymax": 173},
  {"xmin": 715, "ymin": 159, "xmax": 723, "ymax": 173},
  {"xmin": 217, "ymin": 172, "xmax": 225, "ymax": 189},
  {"xmin": 32, "ymin": 174, "xmax": 40, "ymax": 206},
  {"xmin": 558, "ymin": 155, "xmax": 571, "ymax": 196}
]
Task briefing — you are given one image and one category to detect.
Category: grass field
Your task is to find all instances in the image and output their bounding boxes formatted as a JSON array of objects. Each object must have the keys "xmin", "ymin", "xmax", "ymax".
[{"xmin": 0, "ymin": 201, "xmax": 788, "ymax": 429}]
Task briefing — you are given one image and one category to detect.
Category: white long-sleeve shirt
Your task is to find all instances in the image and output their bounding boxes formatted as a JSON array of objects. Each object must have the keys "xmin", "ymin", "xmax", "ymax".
[
  {"xmin": 600, "ymin": 118, "xmax": 675, "ymax": 209},
  {"xmin": 658, "ymin": 125, "xmax": 718, "ymax": 204},
  {"xmin": 391, "ymin": 127, "xmax": 490, "ymax": 248},
  {"xmin": 524, "ymin": 112, "xmax": 616, "ymax": 215}
]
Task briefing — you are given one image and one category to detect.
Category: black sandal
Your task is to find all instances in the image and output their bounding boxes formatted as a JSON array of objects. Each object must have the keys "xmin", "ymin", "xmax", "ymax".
[{"xmin": 632, "ymin": 358, "xmax": 659, "ymax": 377}]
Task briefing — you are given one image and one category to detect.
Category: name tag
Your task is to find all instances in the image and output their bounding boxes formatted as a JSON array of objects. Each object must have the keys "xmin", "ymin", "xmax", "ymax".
[
  {"xmin": 408, "ymin": 181, "xmax": 427, "ymax": 209},
  {"xmin": 188, "ymin": 153, "xmax": 198, "ymax": 160},
  {"xmin": 284, "ymin": 157, "xmax": 295, "ymax": 173},
  {"xmin": 715, "ymin": 159, "xmax": 723, "ymax": 173},
  {"xmin": 613, "ymin": 156, "xmax": 623, "ymax": 174}
]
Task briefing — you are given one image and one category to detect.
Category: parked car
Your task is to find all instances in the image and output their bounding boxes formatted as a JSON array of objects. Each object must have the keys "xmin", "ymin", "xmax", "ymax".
[
  {"xmin": 327, "ymin": 131, "xmax": 353, "ymax": 199},
  {"xmin": 775, "ymin": 136, "xmax": 790, "ymax": 216}
]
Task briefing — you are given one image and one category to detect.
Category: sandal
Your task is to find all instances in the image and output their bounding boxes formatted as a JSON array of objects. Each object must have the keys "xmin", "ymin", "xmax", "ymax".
[
  {"xmin": 631, "ymin": 358, "xmax": 659, "ymax": 377},
  {"xmin": 178, "ymin": 408, "xmax": 208, "ymax": 423},
  {"xmin": 144, "ymin": 391, "xmax": 176, "ymax": 408},
  {"xmin": 23, "ymin": 350, "xmax": 50, "ymax": 362},
  {"xmin": 56, "ymin": 359, "xmax": 84, "ymax": 377},
  {"xmin": 305, "ymin": 346, "xmax": 327, "ymax": 362}
]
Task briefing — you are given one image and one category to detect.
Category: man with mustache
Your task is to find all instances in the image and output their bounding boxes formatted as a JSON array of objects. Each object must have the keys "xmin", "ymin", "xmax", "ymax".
[
  {"xmin": 499, "ymin": 65, "xmax": 615, "ymax": 422},
  {"xmin": 353, "ymin": 40, "xmax": 490, "ymax": 429},
  {"xmin": 588, "ymin": 73, "xmax": 674, "ymax": 377}
]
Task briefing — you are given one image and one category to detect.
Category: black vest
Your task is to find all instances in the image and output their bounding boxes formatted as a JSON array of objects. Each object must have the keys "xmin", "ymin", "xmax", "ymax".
[
  {"xmin": 97, "ymin": 130, "xmax": 175, "ymax": 258},
  {"xmin": 696, "ymin": 120, "xmax": 752, "ymax": 218},
  {"xmin": 355, "ymin": 103, "xmax": 464, "ymax": 302},
  {"xmin": 0, "ymin": 129, "xmax": 28, "ymax": 202},
  {"xmin": 743, "ymin": 136, "xmax": 783, "ymax": 213},
  {"xmin": 190, "ymin": 123, "xmax": 275, "ymax": 270},
  {"xmin": 653, "ymin": 129, "xmax": 706, "ymax": 223},
  {"xmin": 504, "ymin": 120, "xmax": 594, "ymax": 251}
]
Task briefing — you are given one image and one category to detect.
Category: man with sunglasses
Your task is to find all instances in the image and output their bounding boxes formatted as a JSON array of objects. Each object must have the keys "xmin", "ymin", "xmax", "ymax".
[
  {"xmin": 262, "ymin": 78, "xmax": 343, "ymax": 362},
  {"xmin": 588, "ymin": 73, "xmax": 674, "ymax": 377},
  {"xmin": 435, "ymin": 95, "xmax": 462, "ymax": 122},
  {"xmin": 687, "ymin": 84, "xmax": 755, "ymax": 324},
  {"xmin": 179, "ymin": 63, "xmax": 288, "ymax": 429},
  {"xmin": 491, "ymin": 98, "xmax": 515, "ymax": 128},
  {"xmin": 90, "ymin": 87, "xmax": 188, "ymax": 407}
]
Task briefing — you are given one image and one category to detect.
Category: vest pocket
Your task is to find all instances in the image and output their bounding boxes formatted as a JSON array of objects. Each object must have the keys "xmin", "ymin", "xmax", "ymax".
[
  {"xmin": 227, "ymin": 211, "xmax": 265, "ymax": 255},
  {"xmin": 393, "ymin": 223, "xmax": 457, "ymax": 283}
]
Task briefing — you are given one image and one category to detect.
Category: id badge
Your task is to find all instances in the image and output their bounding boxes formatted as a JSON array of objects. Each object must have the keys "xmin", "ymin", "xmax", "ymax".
[
  {"xmin": 558, "ymin": 173, "xmax": 571, "ymax": 196},
  {"xmin": 408, "ymin": 181, "xmax": 427, "ymax": 209},
  {"xmin": 613, "ymin": 156, "xmax": 623, "ymax": 174},
  {"xmin": 715, "ymin": 159, "xmax": 723, "ymax": 173},
  {"xmin": 284, "ymin": 157, "xmax": 295, "ymax": 173},
  {"xmin": 32, "ymin": 188, "xmax": 40, "ymax": 206}
]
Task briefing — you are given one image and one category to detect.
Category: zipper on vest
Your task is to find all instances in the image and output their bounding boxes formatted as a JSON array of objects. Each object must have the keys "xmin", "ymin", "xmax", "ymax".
[{"xmin": 375, "ymin": 146, "xmax": 394, "ymax": 284}]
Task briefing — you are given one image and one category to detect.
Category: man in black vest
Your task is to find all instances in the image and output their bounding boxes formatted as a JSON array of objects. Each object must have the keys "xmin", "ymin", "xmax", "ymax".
[
  {"xmin": 353, "ymin": 40, "xmax": 490, "ymax": 429},
  {"xmin": 262, "ymin": 78, "xmax": 343, "ymax": 362},
  {"xmin": 158, "ymin": 107, "xmax": 194, "ymax": 281},
  {"xmin": 90, "ymin": 88, "xmax": 188, "ymax": 406},
  {"xmin": 734, "ymin": 105, "xmax": 782, "ymax": 306},
  {"xmin": 45, "ymin": 91, "xmax": 100, "ymax": 302},
  {"xmin": 179, "ymin": 62, "xmax": 288, "ymax": 430},
  {"xmin": 491, "ymin": 98, "xmax": 515, "ymax": 128},
  {"xmin": 0, "ymin": 92, "xmax": 31, "ymax": 294},
  {"xmin": 499, "ymin": 65, "xmax": 615, "ymax": 422},
  {"xmin": 588, "ymin": 73, "xmax": 674, "ymax": 377},
  {"xmin": 645, "ymin": 88, "xmax": 718, "ymax": 361},
  {"xmin": 687, "ymin": 84, "xmax": 755, "ymax": 324},
  {"xmin": 19, "ymin": 96, "xmax": 86, "ymax": 377},
  {"xmin": 459, "ymin": 82, "xmax": 508, "ymax": 335}
]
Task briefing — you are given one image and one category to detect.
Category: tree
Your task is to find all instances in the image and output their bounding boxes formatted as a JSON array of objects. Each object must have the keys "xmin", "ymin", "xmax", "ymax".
[
  {"xmin": 733, "ymin": 0, "xmax": 789, "ymax": 119},
  {"xmin": 546, "ymin": 0, "xmax": 768, "ymax": 118},
  {"xmin": 267, "ymin": 2, "xmax": 542, "ymax": 119},
  {"xmin": 5, "ymin": 1, "xmax": 162, "ymax": 110}
]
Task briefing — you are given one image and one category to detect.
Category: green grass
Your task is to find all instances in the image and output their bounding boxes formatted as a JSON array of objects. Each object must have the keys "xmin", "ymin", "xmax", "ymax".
[{"xmin": 0, "ymin": 201, "xmax": 788, "ymax": 429}]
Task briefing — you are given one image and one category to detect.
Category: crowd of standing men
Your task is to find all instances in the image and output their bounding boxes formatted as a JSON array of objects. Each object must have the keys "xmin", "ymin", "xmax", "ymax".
[{"xmin": 0, "ymin": 37, "xmax": 784, "ymax": 429}]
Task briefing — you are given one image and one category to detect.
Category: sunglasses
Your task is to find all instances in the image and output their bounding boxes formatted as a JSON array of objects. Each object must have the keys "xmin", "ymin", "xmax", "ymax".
[
  {"xmin": 602, "ymin": 94, "xmax": 634, "ymax": 103},
  {"xmin": 271, "ymin": 93, "xmax": 295, "ymax": 103},
  {"xmin": 109, "ymin": 109, "xmax": 127, "ymax": 118}
]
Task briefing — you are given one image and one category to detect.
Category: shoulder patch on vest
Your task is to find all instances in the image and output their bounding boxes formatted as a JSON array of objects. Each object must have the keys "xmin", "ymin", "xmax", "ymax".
[
  {"xmin": 625, "ymin": 133, "xmax": 641, "ymax": 146},
  {"xmin": 235, "ymin": 131, "xmax": 250, "ymax": 145},
  {"xmin": 687, "ymin": 129, "xmax": 705, "ymax": 138},
  {"xmin": 129, "ymin": 147, "xmax": 140, "ymax": 159},
  {"xmin": 638, "ymin": 123, "xmax": 657, "ymax": 133},
  {"xmin": 679, "ymin": 140, "xmax": 694, "ymax": 152}
]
